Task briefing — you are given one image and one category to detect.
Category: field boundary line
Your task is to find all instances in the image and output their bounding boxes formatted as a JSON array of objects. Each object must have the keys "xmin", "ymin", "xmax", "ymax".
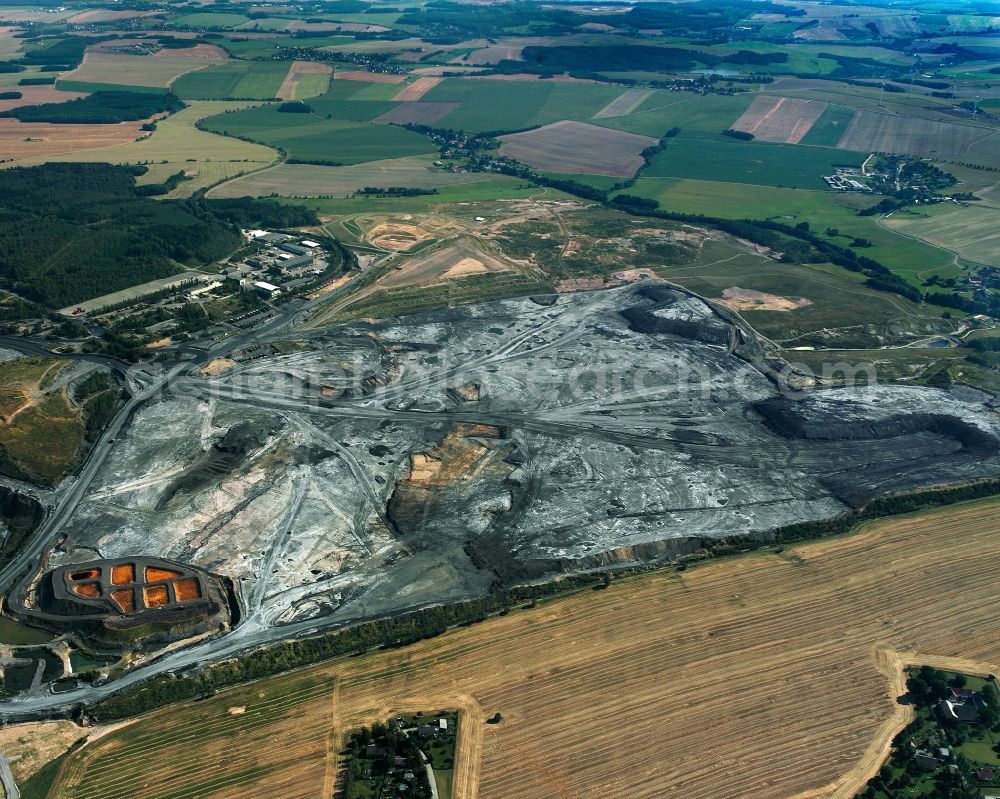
[{"xmin": 792, "ymin": 648, "xmax": 1000, "ymax": 799}]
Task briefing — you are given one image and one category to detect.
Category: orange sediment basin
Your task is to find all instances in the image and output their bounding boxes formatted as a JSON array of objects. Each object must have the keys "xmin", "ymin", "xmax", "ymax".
[
  {"xmin": 173, "ymin": 578, "xmax": 201, "ymax": 602},
  {"xmin": 143, "ymin": 585, "xmax": 170, "ymax": 609},
  {"xmin": 111, "ymin": 563, "xmax": 135, "ymax": 585},
  {"xmin": 72, "ymin": 583, "xmax": 101, "ymax": 598},
  {"xmin": 111, "ymin": 588, "xmax": 135, "ymax": 614},
  {"xmin": 69, "ymin": 568, "xmax": 100, "ymax": 581},
  {"xmin": 145, "ymin": 567, "xmax": 181, "ymax": 583}
]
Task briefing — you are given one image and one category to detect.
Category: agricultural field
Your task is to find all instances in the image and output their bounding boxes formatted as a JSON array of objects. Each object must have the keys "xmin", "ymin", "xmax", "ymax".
[
  {"xmin": 641, "ymin": 134, "xmax": 864, "ymax": 190},
  {"xmin": 393, "ymin": 76, "xmax": 443, "ymax": 101},
  {"xmin": 420, "ymin": 78, "xmax": 625, "ymax": 133},
  {"xmin": 0, "ymin": 84, "xmax": 84, "ymax": 112},
  {"xmin": 836, "ymin": 111, "xmax": 994, "ymax": 159},
  {"xmin": 499, "ymin": 120, "xmax": 658, "ymax": 177},
  {"xmin": 593, "ymin": 91, "xmax": 754, "ymax": 137},
  {"xmin": 0, "ymin": 26, "xmax": 23, "ymax": 58},
  {"xmin": 592, "ymin": 88, "xmax": 654, "ymax": 119},
  {"xmin": 799, "ymin": 105, "xmax": 856, "ymax": 147},
  {"xmin": 62, "ymin": 50, "xmax": 224, "ymax": 91},
  {"xmin": 881, "ymin": 203, "xmax": 1000, "ymax": 269},
  {"xmin": 731, "ymin": 95, "xmax": 827, "ymax": 144},
  {"xmin": 200, "ymin": 106, "xmax": 436, "ymax": 164},
  {"xmin": 624, "ymin": 179, "xmax": 956, "ymax": 284},
  {"xmin": 171, "ymin": 12, "xmax": 251, "ymax": 29},
  {"xmin": 208, "ymin": 155, "xmax": 494, "ymax": 199},
  {"xmin": 51, "ymin": 671, "xmax": 337, "ymax": 799},
  {"xmin": 276, "ymin": 61, "xmax": 332, "ymax": 101},
  {"xmin": 0, "ymin": 117, "xmax": 149, "ymax": 162},
  {"xmin": 41, "ymin": 497, "xmax": 1000, "ymax": 799},
  {"xmin": 760, "ymin": 79, "xmax": 972, "ymax": 124},
  {"xmin": 8, "ymin": 101, "xmax": 279, "ymax": 195},
  {"xmin": 171, "ymin": 60, "xmax": 291, "ymax": 100},
  {"xmin": 374, "ymin": 101, "xmax": 461, "ymax": 126}
]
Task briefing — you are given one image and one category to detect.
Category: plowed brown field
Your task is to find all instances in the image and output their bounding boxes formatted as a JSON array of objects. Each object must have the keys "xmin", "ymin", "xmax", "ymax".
[{"xmin": 45, "ymin": 498, "xmax": 1000, "ymax": 799}]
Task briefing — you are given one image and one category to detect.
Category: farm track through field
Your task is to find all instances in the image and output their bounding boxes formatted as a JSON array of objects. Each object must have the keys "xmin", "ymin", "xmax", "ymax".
[{"xmin": 46, "ymin": 498, "xmax": 1000, "ymax": 799}]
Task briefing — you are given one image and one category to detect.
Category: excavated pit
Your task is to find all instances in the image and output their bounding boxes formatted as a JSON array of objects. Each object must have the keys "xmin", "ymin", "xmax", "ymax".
[{"xmin": 32, "ymin": 283, "xmax": 1000, "ymax": 631}]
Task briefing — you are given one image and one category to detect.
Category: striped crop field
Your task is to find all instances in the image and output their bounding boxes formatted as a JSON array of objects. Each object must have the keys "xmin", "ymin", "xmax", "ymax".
[{"xmin": 44, "ymin": 497, "xmax": 1000, "ymax": 799}]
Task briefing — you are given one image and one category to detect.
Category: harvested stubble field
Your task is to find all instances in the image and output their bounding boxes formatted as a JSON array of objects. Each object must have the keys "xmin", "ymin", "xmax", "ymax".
[
  {"xmin": 52, "ymin": 673, "xmax": 337, "ymax": 799},
  {"xmin": 65, "ymin": 8, "xmax": 158, "ymax": 23},
  {"xmin": 0, "ymin": 26, "xmax": 23, "ymax": 58},
  {"xmin": 393, "ymin": 76, "xmax": 442, "ymax": 101},
  {"xmin": 0, "ymin": 118, "xmax": 147, "ymax": 161},
  {"xmin": 499, "ymin": 120, "xmax": 658, "ymax": 177},
  {"xmin": 64, "ymin": 50, "xmax": 224, "ymax": 89},
  {"xmin": 835, "ymin": 110, "xmax": 992, "ymax": 157},
  {"xmin": 45, "ymin": 498, "xmax": 1000, "ymax": 799},
  {"xmin": 0, "ymin": 84, "xmax": 84, "ymax": 112},
  {"xmin": 732, "ymin": 95, "xmax": 827, "ymax": 144},
  {"xmin": 10, "ymin": 101, "xmax": 278, "ymax": 193}
]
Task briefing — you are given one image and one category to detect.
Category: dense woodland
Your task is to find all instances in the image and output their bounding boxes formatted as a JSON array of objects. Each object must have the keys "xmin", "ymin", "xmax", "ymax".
[
  {"xmin": 0, "ymin": 91, "xmax": 182, "ymax": 124},
  {"xmin": 0, "ymin": 164, "xmax": 311, "ymax": 307},
  {"xmin": 516, "ymin": 44, "xmax": 787, "ymax": 75},
  {"xmin": 395, "ymin": 0, "xmax": 801, "ymax": 41}
]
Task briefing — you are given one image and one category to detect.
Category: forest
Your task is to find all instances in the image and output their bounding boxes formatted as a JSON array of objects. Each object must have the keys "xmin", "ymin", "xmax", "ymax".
[
  {"xmin": 0, "ymin": 164, "xmax": 307, "ymax": 307},
  {"xmin": 516, "ymin": 44, "xmax": 787, "ymax": 74},
  {"xmin": 0, "ymin": 91, "xmax": 182, "ymax": 124}
]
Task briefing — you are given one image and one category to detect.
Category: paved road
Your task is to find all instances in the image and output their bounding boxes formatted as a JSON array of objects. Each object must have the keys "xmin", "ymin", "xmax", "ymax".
[
  {"xmin": 0, "ymin": 268, "xmax": 386, "ymax": 719},
  {"xmin": 0, "ymin": 744, "xmax": 19, "ymax": 799},
  {"xmin": 0, "ymin": 336, "xmax": 132, "ymax": 374}
]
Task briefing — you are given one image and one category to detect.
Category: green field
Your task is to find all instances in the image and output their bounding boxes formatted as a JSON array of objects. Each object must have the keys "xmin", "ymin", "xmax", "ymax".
[
  {"xmin": 55, "ymin": 80, "xmax": 166, "ymax": 94},
  {"xmin": 882, "ymin": 202, "xmax": 1000, "ymax": 268},
  {"xmin": 172, "ymin": 12, "xmax": 251, "ymax": 28},
  {"xmin": 594, "ymin": 91, "xmax": 753, "ymax": 137},
  {"xmin": 421, "ymin": 78, "xmax": 626, "ymax": 133},
  {"xmin": 799, "ymin": 105, "xmax": 855, "ymax": 147},
  {"xmin": 300, "ymin": 178, "xmax": 556, "ymax": 216},
  {"xmin": 641, "ymin": 134, "xmax": 864, "ymax": 190},
  {"xmin": 202, "ymin": 106, "xmax": 436, "ymax": 163},
  {"xmin": 171, "ymin": 61, "xmax": 290, "ymax": 100},
  {"xmin": 307, "ymin": 79, "xmax": 398, "ymax": 121},
  {"xmin": 209, "ymin": 154, "xmax": 507, "ymax": 198},
  {"xmin": 625, "ymin": 178, "xmax": 957, "ymax": 284},
  {"xmin": 294, "ymin": 71, "xmax": 332, "ymax": 100}
]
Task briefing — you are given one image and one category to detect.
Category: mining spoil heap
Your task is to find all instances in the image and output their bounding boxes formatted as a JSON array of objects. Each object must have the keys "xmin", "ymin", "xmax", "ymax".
[{"xmin": 39, "ymin": 283, "xmax": 1000, "ymax": 630}]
